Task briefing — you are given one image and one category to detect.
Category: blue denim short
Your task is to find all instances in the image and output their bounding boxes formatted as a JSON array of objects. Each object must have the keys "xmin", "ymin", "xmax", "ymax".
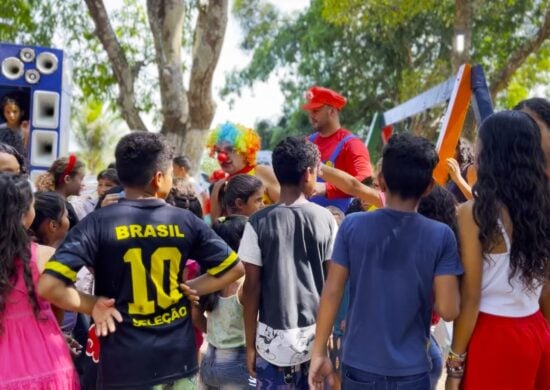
[
  {"xmin": 200, "ymin": 345, "xmax": 255, "ymax": 388},
  {"xmin": 341, "ymin": 364, "xmax": 430, "ymax": 390},
  {"xmin": 255, "ymin": 354, "xmax": 309, "ymax": 389}
]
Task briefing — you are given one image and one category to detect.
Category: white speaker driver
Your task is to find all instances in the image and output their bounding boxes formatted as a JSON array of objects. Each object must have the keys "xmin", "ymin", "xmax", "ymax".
[
  {"xmin": 25, "ymin": 69, "xmax": 40, "ymax": 84},
  {"xmin": 20, "ymin": 48, "xmax": 36, "ymax": 62},
  {"xmin": 1, "ymin": 57, "xmax": 24, "ymax": 80},
  {"xmin": 36, "ymin": 52, "xmax": 58, "ymax": 75}
]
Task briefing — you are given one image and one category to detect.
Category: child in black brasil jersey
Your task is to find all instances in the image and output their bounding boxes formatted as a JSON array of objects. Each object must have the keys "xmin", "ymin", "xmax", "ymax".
[{"xmin": 38, "ymin": 132, "xmax": 244, "ymax": 389}]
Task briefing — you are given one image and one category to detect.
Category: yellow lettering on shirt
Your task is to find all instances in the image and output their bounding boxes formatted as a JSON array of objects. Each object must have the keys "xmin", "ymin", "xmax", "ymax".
[
  {"xmin": 131, "ymin": 305, "xmax": 188, "ymax": 327},
  {"xmin": 174, "ymin": 225, "xmax": 185, "ymax": 238},
  {"xmin": 157, "ymin": 224, "xmax": 168, "ymax": 237},
  {"xmin": 129, "ymin": 224, "xmax": 143, "ymax": 238},
  {"xmin": 114, "ymin": 225, "xmax": 185, "ymax": 240},
  {"xmin": 143, "ymin": 224, "xmax": 157, "ymax": 238},
  {"xmin": 115, "ymin": 226, "xmax": 130, "ymax": 240}
]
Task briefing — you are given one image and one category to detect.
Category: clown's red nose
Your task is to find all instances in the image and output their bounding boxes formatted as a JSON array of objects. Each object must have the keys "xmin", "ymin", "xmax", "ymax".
[{"xmin": 217, "ymin": 152, "xmax": 228, "ymax": 163}]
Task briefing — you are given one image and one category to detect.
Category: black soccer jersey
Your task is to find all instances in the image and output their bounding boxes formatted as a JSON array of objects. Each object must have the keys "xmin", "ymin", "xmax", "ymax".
[{"xmin": 43, "ymin": 198, "xmax": 239, "ymax": 388}]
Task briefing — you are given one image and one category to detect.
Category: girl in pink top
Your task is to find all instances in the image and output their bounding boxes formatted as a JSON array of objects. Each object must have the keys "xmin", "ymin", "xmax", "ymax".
[{"xmin": 0, "ymin": 173, "xmax": 79, "ymax": 389}]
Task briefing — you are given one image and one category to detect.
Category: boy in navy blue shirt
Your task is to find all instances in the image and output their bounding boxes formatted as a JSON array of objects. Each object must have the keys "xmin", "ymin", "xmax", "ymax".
[
  {"xmin": 309, "ymin": 133, "xmax": 463, "ymax": 389},
  {"xmin": 39, "ymin": 132, "xmax": 244, "ymax": 389}
]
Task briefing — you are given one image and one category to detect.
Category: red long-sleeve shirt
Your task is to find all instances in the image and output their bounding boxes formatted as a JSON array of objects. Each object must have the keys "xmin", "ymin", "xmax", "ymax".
[{"xmin": 312, "ymin": 128, "xmax": 373, "ymax": 199}]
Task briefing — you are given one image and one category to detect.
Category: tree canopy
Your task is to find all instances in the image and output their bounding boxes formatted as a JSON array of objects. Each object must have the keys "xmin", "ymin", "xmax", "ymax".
[
  {"xmin": 2, "ymin": 0, "xmax": 549, "ymax": 155},
  {"xmin": 1, "ymin": 0, "xmax": 228, "ymax": 170},
  {"xmin": 225, "ymin": 0, "xmax": 550, "ymax": 147}
]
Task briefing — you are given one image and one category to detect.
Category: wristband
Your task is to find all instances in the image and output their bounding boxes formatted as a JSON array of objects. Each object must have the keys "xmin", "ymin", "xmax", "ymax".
[{"xmin": 446, "ymin": 349, "xmax": 466, "ymax": 378}]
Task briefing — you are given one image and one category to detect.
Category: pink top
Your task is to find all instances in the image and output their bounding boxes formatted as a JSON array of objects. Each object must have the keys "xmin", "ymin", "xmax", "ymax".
[{"xmin": 0, "ymin": 244, "xmax": 79, "ymax": 389}]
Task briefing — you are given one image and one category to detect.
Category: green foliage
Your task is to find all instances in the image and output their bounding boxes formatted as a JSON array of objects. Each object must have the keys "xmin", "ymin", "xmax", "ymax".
[
  {"xmin": 497, "ymin": 42, "xmax": 550, "ymax": 109},
  {"xmin": 0, "ymin": 0, "xmax": 191, "ymax": 123},
  {"xmin": 72, "ymin": 99, "xmax": 127, "ymax": 174},
  {"xmin": 0, "ymin": 0, "xmax": 57, "ymax": 45},
  {"xmin": 228, "ymin": 0, "xmax": 550, "ymax": 149}
]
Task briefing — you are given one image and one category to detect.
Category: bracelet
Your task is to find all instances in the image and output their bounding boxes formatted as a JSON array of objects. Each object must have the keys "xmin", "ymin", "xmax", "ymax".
[
  {"xmin": 446, "ymin": 349, "xmax": 466, "ymax": 378},
  {"xmin": 448, "ymin": 349, "xmax": 467, "ymax": 359}
]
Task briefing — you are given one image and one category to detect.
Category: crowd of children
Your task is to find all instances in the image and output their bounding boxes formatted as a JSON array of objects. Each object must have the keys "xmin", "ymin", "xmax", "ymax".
[{"xmin": 0, "ymin": 93, "xmax": 549, "ymax": 390}]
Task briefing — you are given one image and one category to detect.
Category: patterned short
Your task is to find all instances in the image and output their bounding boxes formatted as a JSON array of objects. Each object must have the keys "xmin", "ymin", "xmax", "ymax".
[{"xmin": 255, "ymin": 355, "xmax": 309, "ymax": 389}]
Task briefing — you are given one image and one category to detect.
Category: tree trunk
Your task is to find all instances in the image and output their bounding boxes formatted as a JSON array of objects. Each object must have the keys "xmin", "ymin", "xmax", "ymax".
[
  {"xmin": 147, "ymin": 0, "xmax": 189, "ymax": 138},
  {"xmin": 452, "ymin": 0, "xmax": 473, "ymax": 72},
  {"xmin": 489, "ymin": 7, "xmax": 550, "ymax": 100},
  {"xmin": 452, "ymin": 0, "xmax": 476, "ymax": 140},
  {"xmin": 85, "ymin": 0, "xmax": 228, "ymax": 174},
  {"xmin": 163, "ymin": 129, "xmax": 206, "ymax": 177},
  {"xmin": 84, "ymin": 0, "xmax": 148, "ymax": 131},
  {"xmin": 188, "ymin": 0, "xmax": 228, "ymax": 130},
  {"xmin": 185, "ymin": 0, "xmax": 229, "ymax": 173}
]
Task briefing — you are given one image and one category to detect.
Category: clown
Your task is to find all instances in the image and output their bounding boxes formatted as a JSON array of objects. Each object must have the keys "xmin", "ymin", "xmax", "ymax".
[{"xmin": 207, "ymin": 122, "xmax": 279, "ymax": 220}]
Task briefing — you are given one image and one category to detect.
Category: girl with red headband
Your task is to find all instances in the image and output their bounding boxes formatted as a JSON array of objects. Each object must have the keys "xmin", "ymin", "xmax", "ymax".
[{"xmin": 37, "ymin": 155, "xmax": 86, "ymax": 229}]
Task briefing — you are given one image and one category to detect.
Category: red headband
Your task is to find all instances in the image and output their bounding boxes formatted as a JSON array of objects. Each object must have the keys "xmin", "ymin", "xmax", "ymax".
[{"xmin": 58, "ymin": 154, "xmax": 77, "ymax": 185}]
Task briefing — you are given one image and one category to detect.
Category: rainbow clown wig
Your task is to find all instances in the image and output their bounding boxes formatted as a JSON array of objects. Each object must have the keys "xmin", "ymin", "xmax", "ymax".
[{"xmin": 207, "ymin": 122, "xmax": 261, "ymax": 167}]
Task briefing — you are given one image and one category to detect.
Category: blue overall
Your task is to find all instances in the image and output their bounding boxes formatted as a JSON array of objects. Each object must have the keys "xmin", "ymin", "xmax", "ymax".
[{"xmin": 309, "ymin": 132, "xmax": 357, "ymax": 212}]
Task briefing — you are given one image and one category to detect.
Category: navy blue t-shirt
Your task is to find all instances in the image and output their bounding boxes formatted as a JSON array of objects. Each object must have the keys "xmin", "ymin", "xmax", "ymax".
[
  {"xmin": 332, "ymin": 208, "xmax": 463, "ymax": 376},
  {"xmin": 44, "ymin": 199, "xmax": 239, "ymax": 388}
]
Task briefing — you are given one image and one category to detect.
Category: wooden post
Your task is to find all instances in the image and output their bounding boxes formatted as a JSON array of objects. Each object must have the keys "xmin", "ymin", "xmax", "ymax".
[{"xmin": 433, "ymin": 64, "xmax": 472, "ymax": 184}]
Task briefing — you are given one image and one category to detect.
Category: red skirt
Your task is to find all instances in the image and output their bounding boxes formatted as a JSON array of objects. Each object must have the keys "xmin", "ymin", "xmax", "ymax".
[{"xmin": 462, "ymin": 310, "xmax": 550, "ymax": 390}]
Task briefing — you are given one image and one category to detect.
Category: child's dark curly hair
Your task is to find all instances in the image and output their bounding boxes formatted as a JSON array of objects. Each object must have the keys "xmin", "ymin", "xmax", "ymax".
[
  {"xmin": 473, "ymin": 111, "xmax": 550, "ymax": 290},
  {"xmin": 272, "ymin": 136, "xmax": 320, "ymax": 186},
  {"xmin": 115, "ymin": 132, "xmax": 173, "ymax": 187},
  {"xmin": 166, "ymin": 187, "xmax": 203, "ymax": 218},
  {"xmin": 418, "ymin": 184, "xmax": 458, "ymax": 239}
]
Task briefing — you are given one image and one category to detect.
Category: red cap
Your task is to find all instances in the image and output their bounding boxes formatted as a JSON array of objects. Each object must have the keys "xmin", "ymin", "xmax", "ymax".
[{"xmin": 302, "ymin": 86, "xmax": 347, "ymax": 111}]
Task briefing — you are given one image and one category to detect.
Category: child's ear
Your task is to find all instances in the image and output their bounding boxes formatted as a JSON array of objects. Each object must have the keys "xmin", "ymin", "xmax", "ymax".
[
  {"xmin": 234, "ymin": 198, "xmax": 245, "ymax": 209},
  {"xmin": 378, "ymin": 172, "xmax": 387, "ymax": 192},
  {"xmin": 48, "ymin": 219, "xmax": 57, "ymax": 232},
  {"xmin": 151, "ymin": 171, "xmax": 163, "ymax": 191},
  {"xmin": 304, "ymin": 166, "xmax": 315, "ymax": 183}
]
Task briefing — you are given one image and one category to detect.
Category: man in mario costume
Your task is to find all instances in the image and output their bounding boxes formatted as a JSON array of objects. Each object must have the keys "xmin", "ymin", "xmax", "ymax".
[{"xmin": 303, "ymin": 86, "xmax": 373, "ymax": 211}]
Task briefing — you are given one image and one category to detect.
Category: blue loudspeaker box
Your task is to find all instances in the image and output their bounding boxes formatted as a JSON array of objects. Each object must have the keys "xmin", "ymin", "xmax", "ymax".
[{"xmin": 0, "ymin": 42, "xmax": 71, "ymax": 181}]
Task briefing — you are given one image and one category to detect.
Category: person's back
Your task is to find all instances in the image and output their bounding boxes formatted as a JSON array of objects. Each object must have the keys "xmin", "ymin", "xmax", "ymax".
[
  {"xmin": 240, "ymin": 136, "xmax": 337, "ymax": 389},
  {"xmin": 338, "ymin": 209, "xmax": 458, "ymax": 374},
  {"xmin": 447, "ymin": 111, "xmax": 550, "ymax": 390},
  {"xmin": 309, "ymin": 133, "xmax": 462, "ymax": 389},
  {"xmin": 247, "ymin": 201, "xmax": 335, "ymax": 362},
  {"xmin": 38, "ymin": 132, "xmax": 244, "ymax": 389},
  {"xmin": 59, "ymin": 199, "xmax": 231, "ymax": 385}
]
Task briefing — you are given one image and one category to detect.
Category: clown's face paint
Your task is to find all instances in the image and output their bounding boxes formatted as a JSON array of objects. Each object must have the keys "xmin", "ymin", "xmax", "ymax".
[{"xmin": 214, "ymin": 143, "xmax": 247, "ymax": 175}]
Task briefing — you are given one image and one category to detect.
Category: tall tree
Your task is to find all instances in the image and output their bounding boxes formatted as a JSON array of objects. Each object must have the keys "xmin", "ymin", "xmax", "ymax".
[
  {"xmin": 226, "ymin": 0, "xmax": 550, "ymax": 148},
  {"xmin": 1, "ymin": 0, "xmax": 229, "ymax": 172},
  {"xmin": 83, "ymin": 0, "xmax": 228, "ymax": 170}
]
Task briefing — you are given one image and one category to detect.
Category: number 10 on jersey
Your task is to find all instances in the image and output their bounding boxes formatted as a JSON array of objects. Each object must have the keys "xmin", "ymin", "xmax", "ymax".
[{"xmin": 124, "ymin": 247, "xmax": 184, "ymax": 315}]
